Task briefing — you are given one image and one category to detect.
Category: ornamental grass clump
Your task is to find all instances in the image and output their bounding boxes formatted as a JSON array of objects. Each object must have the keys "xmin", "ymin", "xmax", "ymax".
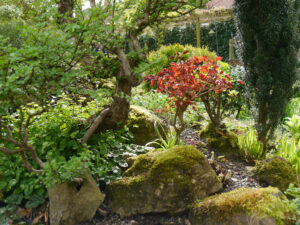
[{"xmin": 237, "ymin": 127, "xmax": 264, "ymax": 162}]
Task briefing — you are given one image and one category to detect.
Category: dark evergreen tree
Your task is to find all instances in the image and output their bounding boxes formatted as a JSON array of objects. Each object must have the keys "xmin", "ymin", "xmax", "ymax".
[{"xmin": 234, "ymin": 0, "xmax": 299, "ymax": 153}]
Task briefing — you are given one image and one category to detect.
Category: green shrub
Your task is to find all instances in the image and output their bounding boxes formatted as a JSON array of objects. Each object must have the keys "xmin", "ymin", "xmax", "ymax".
[
  {"xmin": 146, "ymin": 44, "xmax": 217, "ymax": 75},
  {"xmin": 237, "ymin": 127, "xmax": 264, "ymax": 162},
  {"xmin": 0, "ymin": 5, "xmax": 22, "ymax": 21},
  {"xmin": 0, "ymin": 21, "xmax": 24, "ymax": 48}
]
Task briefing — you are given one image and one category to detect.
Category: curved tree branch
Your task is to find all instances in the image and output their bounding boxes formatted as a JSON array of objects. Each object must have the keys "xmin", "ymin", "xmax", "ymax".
[{"xmin": 81, "ymin": 108, "xmax": 111, "ymax": 144}]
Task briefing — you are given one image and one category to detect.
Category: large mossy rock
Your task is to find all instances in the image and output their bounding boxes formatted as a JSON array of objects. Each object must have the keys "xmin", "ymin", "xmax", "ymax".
[
  {"xmin": 127, "ymin": 105, "xmax": 166, "ymax": 145},
  {"xmin": 253, "ymin": 157, "xmax": 298, "ymax": 191},
  {"xmin": 199, "ymin": 123, "xmax": 241, "ymax": 157},
  {"xmin": 189, "ymin": 187, "xmax": 294, "ymax": 225},
  {"xmin": 107, "ymin": 145, "xmax": 223, "ymax": 217},
  {"xmin": 48, "ymin": 172, "xmax": 105, "ymax": 225}
]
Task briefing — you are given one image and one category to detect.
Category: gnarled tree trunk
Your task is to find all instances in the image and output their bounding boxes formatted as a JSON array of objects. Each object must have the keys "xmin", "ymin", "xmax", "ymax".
[{"xmin": 57, "ymin": 0, "xmax": 73, "ymax": 24}]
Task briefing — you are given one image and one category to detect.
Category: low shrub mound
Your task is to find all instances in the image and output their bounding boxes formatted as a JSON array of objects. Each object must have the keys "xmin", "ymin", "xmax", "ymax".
[{"xmin": 253, "ymin": 157, "xmax": 298, "ymax": 191}]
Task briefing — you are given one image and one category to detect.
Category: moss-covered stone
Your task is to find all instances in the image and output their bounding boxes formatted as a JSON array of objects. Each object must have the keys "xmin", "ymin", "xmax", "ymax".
[
  {"xmin": 206, "ymin": 136, "xmax": 241, "ymax": 157},
  {"xmin": 189, "ymin": 187, "xmax": 294, "ymax": 225},
  {"xmin": 199, "ymin": 122, "xmax": 217, "ymax": 139},
  {"xmin": 127, "ymin": 105, "xmax": 166, "ymax": 145},
  {"xmin": 253, "ymin": 157, "xmax": 298, "ymax": 191},
  {"xmin": 107, "ymin": 145, "xmax": 223, "ymax": 217},
  {"xmin": 199, "ymin": 123, "xmax": 241, "ymax": 158}
]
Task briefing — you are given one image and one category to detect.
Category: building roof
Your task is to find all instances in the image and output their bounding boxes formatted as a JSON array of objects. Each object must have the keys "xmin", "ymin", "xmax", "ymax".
[{"xmin": 206, "ymin": 0, "xmax": 234, "ymax": 9}]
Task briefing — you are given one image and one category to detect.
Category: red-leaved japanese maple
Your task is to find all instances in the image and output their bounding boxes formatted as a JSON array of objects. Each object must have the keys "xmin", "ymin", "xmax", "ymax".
[{"xmin": 145, "ymin": 52, "xmax": 242, "ymax": 138}]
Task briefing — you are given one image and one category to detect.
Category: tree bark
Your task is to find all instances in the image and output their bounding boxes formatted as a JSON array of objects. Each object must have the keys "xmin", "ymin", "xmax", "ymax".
[
  {"xmin": 100, "ymin": 78, "xmax": 132, "ymax": 131},
  {"xmin": 89, "ymin": 0, "xmax": 96, "ymax": 8},
  {"xmin": 57, "ymin": 0, "xmax": 73, "ymax": 24},
  {"xmin": 235, "ymin": 105, "xmax": 242, "ymax": 120}
]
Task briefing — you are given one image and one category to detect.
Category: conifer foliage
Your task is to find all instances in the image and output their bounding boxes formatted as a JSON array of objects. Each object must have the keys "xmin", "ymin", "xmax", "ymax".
[{"xmin": 234, "ymin": 0, "xmax": 299, "ymax": 151}]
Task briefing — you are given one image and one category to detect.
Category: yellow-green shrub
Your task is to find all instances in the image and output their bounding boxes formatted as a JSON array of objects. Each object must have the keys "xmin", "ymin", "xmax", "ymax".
[{"xmin": 146, "ymin": 44, "xmax": 217, "ymax": 75}]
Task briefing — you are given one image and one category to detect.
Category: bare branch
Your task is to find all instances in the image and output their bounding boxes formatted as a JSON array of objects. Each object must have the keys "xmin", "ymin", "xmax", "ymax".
[
  {"xmin": 25, "ymin": 143, "xmax": 45, "ymax": 169},
  {"xmin": 81, "ymin": 108, "xmax": 111, "ymax": 144},
  {"xmin": 0, "ymin": 147, "xmax": 26, "ymax": 154},
  {"xmin": 116, "ymin": 48, "xmax": 134, "ymax": 80},
  {"xmin": 21, "ymin": 152, "xmax": 43, "ymax": 174},
  {"xmin": 0, "ymin": 118, "xmax": 45, "ymax": 170},
  {"xmin": 133, "ymin": 0, "xmax": 152, "ymax": 33}
]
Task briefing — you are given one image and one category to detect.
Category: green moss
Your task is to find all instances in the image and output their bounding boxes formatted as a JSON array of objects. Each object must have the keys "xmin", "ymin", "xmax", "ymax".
[
  {"xmin": 207, "ymin": 134, "xmax": 240, "ymax": 156},
  {"xmin": 191, "ymin": 187, "xmax": 293, "ymax": 225},
  {"xmin": 199, "ymin": 123, "xmax": 242, "ymax": 157},
  {"xmin": 108, "ymin": 145, "xmax": 222, "ymax": 216},
  {"xmin": 125, "ymin": 146, "xmax": 204, "ymax": 183},
  {"xmin": 199, "ymin": 122, "xmax": 217, "ymax": 139},
  {"xmin": 127, "ymin": 105, "xmax": 165, "ymax": 145},
  {"xmin": 123, "ymin": 150, "xmax": 160, "ymax": 177},
  {"xmin": 254, "ymin": 157, "xmax": 298, "ymax": 191},
  {"xmin": 150, "ymin": 146, "xmax": 204, "ymax": 181}
]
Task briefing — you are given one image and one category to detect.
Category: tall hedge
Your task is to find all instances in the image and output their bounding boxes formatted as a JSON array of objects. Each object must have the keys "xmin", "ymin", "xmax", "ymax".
[
  {"xmin": 234, "ymin": 0, "xmax": 299, "ymax": 150},
  {"xmin": 139, "ymin": 19, "xmax": 236, "ymax": 61}
]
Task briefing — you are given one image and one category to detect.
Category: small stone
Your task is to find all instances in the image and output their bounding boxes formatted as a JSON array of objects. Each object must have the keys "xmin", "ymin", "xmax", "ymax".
[
  {"xmin": 231, "ymin": 178, "xmax": 238, "ymax": 182},
  {"xmin": 246, "ymin": 166, "xmax": 255, "ymax": 173},
  {"xmin": 184, "ymin": 219, "xmax": 191, "ymax": 225},
  {"xmin": 130, "ymin": 220, "xmax": 138, "ymax": 225}
]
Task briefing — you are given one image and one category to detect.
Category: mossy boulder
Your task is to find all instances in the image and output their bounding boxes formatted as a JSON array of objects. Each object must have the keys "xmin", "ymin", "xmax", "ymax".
[
  {"xmin": 107, "ymin": 145, "xmax": 223, "ymax": 217},
  {"xmin": 199, "ymin": 122, "xmax": 217, "ymax": 139},
  {"xmin": 207, "ymin": 135, "xmax": 240, "ymax": 157},
  {"xmin": 199, "ymin": 123, "xmax": 241, "ymax": 157},
  {"xmin": 127, "ymin": 105, "xmax": 166, "ymax": 145},
  {"xmin": 253, "ymin": 157, "xmax": 298, "ymax": 191},
  {"xmin": 189, "ymin": 187, "xmax": 294, "ymax": 225}
]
